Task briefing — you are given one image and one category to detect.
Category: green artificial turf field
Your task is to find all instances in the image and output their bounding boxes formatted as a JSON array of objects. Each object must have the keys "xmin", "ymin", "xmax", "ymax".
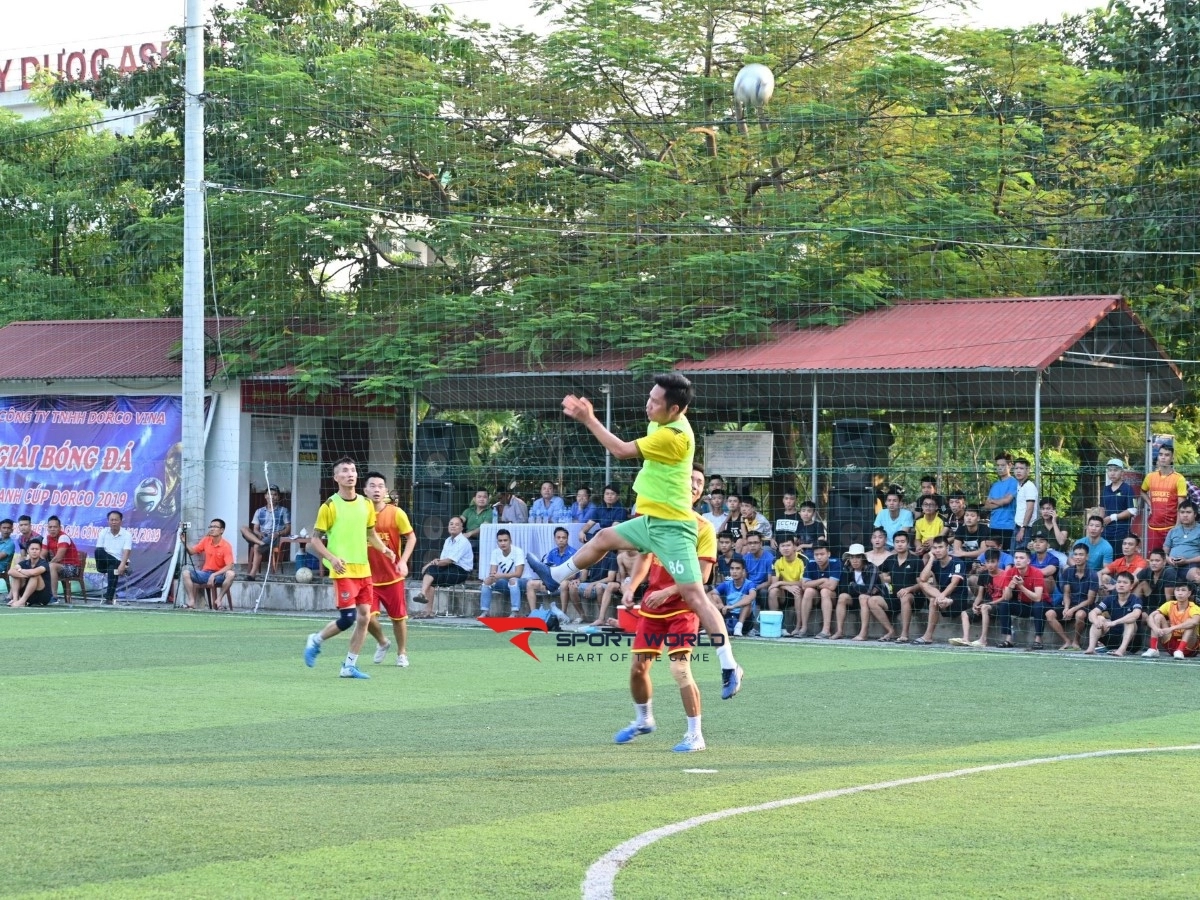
[{"xmin": 3, "ymin": 607, "xmax": 1199, "ymax": 898}]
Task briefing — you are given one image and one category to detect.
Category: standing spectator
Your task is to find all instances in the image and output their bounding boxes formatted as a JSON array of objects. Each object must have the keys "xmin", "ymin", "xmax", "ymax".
[
  {"xmin": 740, "ymin": 532, "xmax": 775, "ymax": 606},
  {"xmin": 876, "ymin": 531, "xmax": 923, "ymax": 643},
  {"xmin": 478, "ymin": 528, "xmax": 527, "ymax": 616},
  {"xmin": 794, "ymin": 539, "xmax": 841, "ymax": 638},
  {"xmin": 700, "ymin": 489, "xmax": 728, "ymax": 534},
  {"xmin": 417, "ymin": 515, "xmax": 474, "ymax": 619},
  {"xmin": 1140, "ymin": 442, "xmax": 1188, "ymax": 555},
  {"xmin": 723, "ymin": 494, "xmax": 744, "ymax": 543},
  {"xmin": 44, "ymin": 516, "xmax": 82, "ymax": 603},
  {"xmin": 493, "ymin": 484, "xmax": 529, "ymax": 524},
  {"xmin": 913, "ymin": 536, "xmax": 968, "ymax": 645},
  {"xmin": 983, "ymin": 453, "xmax": 1018, "ymax": 549},
  {"xmin": 1031, "ymin": 498, "xmax": 1070, "ymax": 552},
  {"xmin": 993, "ymin": 547, "xmax": 1049, "ymax": 649},
  {"xmin": 14, "ymin": 515, "xmax": 42, "ymax": 558},
  {"xmin": 794, "ymin": 501, "xmax": 826, "ymax": 560},
  {"xmin": 1085, "ymin": 572, "xmax": 1143, "ymax": 656},
  {"xmin": 0, "ymin": 518, "xmax": 15, "ymax": 590},
  {"xmin": 459, "ymin": 489, "xmax": 493, "ymax": 555},
  {"xmin": 1100, "ymin": 535, "xmax": 1148, "ymax": 594},
  {"xmin": 772, "ymin": 490, "xmax": 802, "ymax": 549},
  {"xmin": 1012, "ymin": 458, "xmax": 1039, "ymax": 548},
  {"xmin": 1100, "ymin": 459, "xmax": 1138, "ymax": 546},
  {"xmin": 241, "ymin": 485, "xmax": 291, "ymax": 580},
  {"xmin": 1163, "ymin": 499, "xmax": 1200, "ymax": 585},
  {"xmin": 7, "ymin": 538, "xmax": 53, "ymax": 607},
  {"xmin": 579, "ymin": 484, "xmax": 627, "ymax": 544},
  {"xmin": 874, "ymin": 489, "xmax": 915, "ymax": 550},
  {"xmin": 181, "ymin": 519, "xmax": 237, "ymax": 611},
  {"xmin": 1142, "ymin": 581, "xmax": 1200, "ymax": 658},
  {"xmin": 913, "ymin": 496, "xmax": 945, "ymax": 557},
  {"xmin": 1073, "ymin": 515, "xmax": 1114, "ymax": 573},
  {"xmin": 1047, "ymin": 545, "xmax": 1099, "ymax": 650},
  {"xmin": 94, "ymin": 509, "xmax": 132, "ymax": 605},
  {"xmin": 529, "ymin": 481, "xmax": 568, "ymax": 524},
  {"xmin": 1136, "ymin": 549, "xmax": 1178, "ymax": 609},
  {"xmin": 566, "ymin": 487, "xmax": 598, "ymax": 528}
]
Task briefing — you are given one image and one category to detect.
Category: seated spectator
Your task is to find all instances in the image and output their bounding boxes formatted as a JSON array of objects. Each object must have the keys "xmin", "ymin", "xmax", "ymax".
[
  {"xmin": 1046, "ymin": 544, "xmax": 1099, "ymax": 650},
  {"xmin": 44, "ymin": 516, "xmax": 82, "ymax": 603},
  {"xmin": 953, "ymin": 506, "xmax": 992, "ymax": 569},
  {"xmin": 833, "ymin": 543, "xmax": 884, "ymax": 641},
  {"xmin": 767, "ymin": 535, "xmax": 805, "ymax": 615},
  {"xmin": 418, "ymin": 515, "xmax": 474, "ymax": 619},
  {"xmin": 734, "ymin": 496, "xmax": 773, "ymax": 551},
  {"xmin": 772, "ymin": 490, "xmax": 803, "ymax": 550},
  {"xmin": 15, "ymin": 514, "xmax": 42, "ymax": 558},
  {"xmin": 723, "ymin": 493, "xmax": 744, "ymax": 542},
  {"xmin": 459, "ymin": 489, "xmax": 493, "ymax": 556},
  {"xmin": 0, "ymin": 518, "xmax": 15, "ymax": 590},
  {"xmin": 566, "ymin": 487, "xmax": 598, "ymax": 527},
  {"xmin": 575, "ymin": 554, "xmax": 619, "ymax": 622},
  {"xmin": 593, "ymin": 548, "xmax": 640, "ymax": 628},
  {"xmin": 865, "ymin": 527, "xmax": 891, "ymax": 568},
  {"xmin": 1027, "ymin": 534, "xmax": 1060, "ymax": 599},
  {"xmin": 793, "ymin": 539, "xmax": 840, "ymax": 638},
  {"xmin": 181, "ymin": 518, "xmax": 236, "ymax": 610},
  {"xmin": 523, "ymin": 526, "xmax": 575, "ymax": 623},
  {"xmin": 943, "ymin": 491, "xmax": 966, "ymax": 535},
  {"xmin": 740, "ymin": 532, "xmax": 775, "ymax": 605},
  {"xmin": 992, "ymin": 547, "xmax": 1049, "ymax": 649},
  {"xmin": 7, "ymin": 538, "xmax": 52, "ymax": 607},
  {"xmin": 239, "ymin": 485, "xmax": 291, "ymax": 579},
  {"xmin": 793, "ymin": 501, "xmax": 826, "ymax": 560},
  {"xmin": 94, "ymin": 509, "xmax": 132, "ymax": 605},
  {"xmin": 1142, "ymin": 581, "xmax": 1200, "ymax": 659},
  {"xmin": 917, "ymin": 474, "xmax": 948, "ymax": 519},
  {"xmin": 913, "ymin": 496, "xmax": 945, "ymax": 557},
  {"xmin": 709, "ymin": 555, "xmax": 756, "ymax": 637},
  {"xmin": 1136, "ymin": 549, "xmax": 1178, "ymax": 609},
  {"xmin": 1100, "ymin": 458, "xmax": 1137, "ymax": 546},
  {"xmin": 1073, "ymin": 515, "xmax": 1114, "ymax": 573},
  {"xmin": 493, "ymin": 484, "xmax": 529, "ymax": 524},
  {"xmin": 953, "ymin": 547, "xmax": 1006, "ymax": 647},
  {"xmin": 579, "ymin": 484, "xmax": 627, "ymax": 544},
  {"xmin": 914, "ymin": 536, "xmax": 968, "ymax": 645},
  {"xmin": 874, "ymin": 530, "xmax": 922, "ymax": 643},
  {"xmin": 701, "ymin": 488, "xmax": 728, "ymax": 534},
  {"xmin": 1100, "ymin": 535, "xmax": 1148, "ymax": 594},
  {"xmin": 1032, "ymin": 498, "xmax": 1070, "ymax": 552},
  {"xmin": 478, "ymin": 528, "xmax": 527, "ymax": 616},
  {"xmin": 1085, "ymin": 571, "xmax": 1143, "ymax": 656},
  {"xmin": 714, "ymin": 532, "xmax": 737, "ymax": 581},
  {"xmin": 874, "ymin": 489, "xmax": 915, "ymax": 550},
  {"xmin": 529, "ymin": 481, "xmax": 568, "ymax": 524},
  {"xmin": 1164, "ymin": 499, "xmax": 1200, "ymax": 584}
]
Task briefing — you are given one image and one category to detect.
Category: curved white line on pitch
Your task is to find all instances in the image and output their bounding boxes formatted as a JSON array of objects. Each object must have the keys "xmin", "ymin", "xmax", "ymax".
[{"xmin": 582, "ymin": 744, "xmax": 1200, "ymax": 900}]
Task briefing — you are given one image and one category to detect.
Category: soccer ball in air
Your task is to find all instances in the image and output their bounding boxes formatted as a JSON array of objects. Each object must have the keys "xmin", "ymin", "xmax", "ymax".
[
  {"xmin": 733, "ymin": 63, "xmax": 775, "ymax": 110},
  {"xmin": 295, "ymin": 567, "xmax": 314, "ymax": 584}
]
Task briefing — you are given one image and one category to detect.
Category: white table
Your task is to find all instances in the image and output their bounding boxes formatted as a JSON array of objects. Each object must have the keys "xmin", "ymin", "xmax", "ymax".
[{"xmin": 477, "ymin": 523, "xmax": 582, "ymax": 579}]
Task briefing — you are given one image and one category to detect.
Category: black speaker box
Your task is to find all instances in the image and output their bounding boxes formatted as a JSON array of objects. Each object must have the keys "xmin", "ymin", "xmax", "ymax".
[
  {"xmin": 414, "ymin": 481, "xmax": 459, "ymax": 568},
  {"xmin": 415, "ymin": 421, "xmax": 479, "ymax": 479},
  {"xmin": 832, "ymin": 419, "xmax": 893, "ymax": 469},
  {"xmin": 826, "ymin": 489, "xmax": 875, "ymax": 555}
]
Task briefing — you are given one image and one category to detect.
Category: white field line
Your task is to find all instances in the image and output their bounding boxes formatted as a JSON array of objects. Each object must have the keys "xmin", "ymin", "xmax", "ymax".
[{"xmin": 582, "ymin": 744, "xmax": 1200, "ymax": 900}]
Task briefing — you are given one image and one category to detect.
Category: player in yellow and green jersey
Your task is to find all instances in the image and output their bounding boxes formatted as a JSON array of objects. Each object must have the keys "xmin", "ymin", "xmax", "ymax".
[
  {"xmin": 524, "ymin": 373, "xmax": 743, "ymax": 699},
  {"xmin": 302, "ymin": 457, "xmax": 396, "ymax": 679}
]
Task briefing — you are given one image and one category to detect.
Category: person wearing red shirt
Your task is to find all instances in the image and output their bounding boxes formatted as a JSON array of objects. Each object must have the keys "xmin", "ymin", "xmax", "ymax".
[
  {"xmin": 181, "ymin": 519, "xmax": 236, "ymax": 610},
  {"xmin": 44, "ymin": 515, "xmax": 82, "ymax": 602},
  {"xmin": 1100, "ymin": 534, "xmax": 1149, "ymax": 594},
  {"xmin": 1140, "ymin": 444, "xmax": 1188, "ymax": 554},
  {"xmin": 362, "ymin": 472, "xmax": 417, "ymax": 668},
  {"xmin": 993, "ymin": 547, "xmax": 1048, "ymax": 649}
]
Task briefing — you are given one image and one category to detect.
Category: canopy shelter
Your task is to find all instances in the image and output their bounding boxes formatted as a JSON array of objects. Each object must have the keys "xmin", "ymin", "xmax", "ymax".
[{"xmin": 418, "ymin": 296, "xmax": 1187, "ymax": 495}]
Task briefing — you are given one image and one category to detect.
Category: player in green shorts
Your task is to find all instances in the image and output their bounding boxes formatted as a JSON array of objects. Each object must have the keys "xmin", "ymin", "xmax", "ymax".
[{"xmin": 525, "ymin": 373, "xmax": 743, "ymax": 699}]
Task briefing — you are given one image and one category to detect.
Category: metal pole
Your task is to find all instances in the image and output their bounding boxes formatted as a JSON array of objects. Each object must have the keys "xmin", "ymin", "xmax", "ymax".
[
  {"xmin": 936, "ymin": 412, "xmax": 944, "ymax": 485},
  {"xmin": 181, "ymin": 0, "xmax": 206, "ymax": 534},
  {"xmin": 810, "ymin": 380, "xmax": 819, "ymax": 504},
  {"xmin": 1034, "ymin": 372, "xmax": 1043, "ymax": 501},
  {"xmin": 602, "ymin": 384, "xmax": 612, "ymax": 485},
  {"xmin": 410, "ymin": 389, "xmax": 419, "ymax": 489}
]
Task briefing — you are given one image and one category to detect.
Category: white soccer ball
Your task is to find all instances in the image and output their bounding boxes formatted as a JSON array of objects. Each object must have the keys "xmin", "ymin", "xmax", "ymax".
[
  {"xmin": 734, "ymin": 63, "xmax": 775, "ymax": 110},
  {"xmin": 295, "ymin": 567, "xmax": 314, "ymax": 584}
]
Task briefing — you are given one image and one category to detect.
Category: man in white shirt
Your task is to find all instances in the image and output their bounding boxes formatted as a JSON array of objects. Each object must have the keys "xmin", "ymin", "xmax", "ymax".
[
  {"xmin": 479, "ymin": 529, "xmax": 527, "ymax": 615},
  {"xmin": 94, "ymin": 509, "xmax": 132, "ymax": 605},
  {"xmin": 701, "ymin": 489, "xmax": 728, "ymax": 534},
  {"xmin": 1012, "ymin": 457, "xmax": 1039, "ymax": 549},
  {"xmin": 417, "ymin": 516, "xmax": 474, "ymax": 618}
]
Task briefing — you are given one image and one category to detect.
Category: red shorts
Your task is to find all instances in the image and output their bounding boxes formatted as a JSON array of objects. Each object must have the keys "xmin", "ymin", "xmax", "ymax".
[
  {"xmin": 333, "ymin": 577, "xmax": 374, "ymax": 610},
  {"xmin": 1146, "ymin": 528, "xmax": 1169, "ymax": 555},
  {"xmin": 1166, "ymin": 636, "xmax": 1198, "ymax": 657},
  {"xmin": 371, "ymin": 581, "xmax": 407, "ymax": 620},
  {"xmin": 633, "ymin": 610, "xmax": 701, "ymax": 657}
]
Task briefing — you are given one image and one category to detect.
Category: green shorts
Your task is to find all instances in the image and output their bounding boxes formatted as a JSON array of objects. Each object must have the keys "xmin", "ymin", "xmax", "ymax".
[{"xmin": 613, "ymin": 516, "xmax": 701, "ymax": 585}]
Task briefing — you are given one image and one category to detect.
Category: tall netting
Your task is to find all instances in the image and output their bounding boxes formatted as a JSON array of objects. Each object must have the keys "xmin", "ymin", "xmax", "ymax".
[{"xmin": 2, "ymin": 0, "xmax": 1200, "ymax": 604}]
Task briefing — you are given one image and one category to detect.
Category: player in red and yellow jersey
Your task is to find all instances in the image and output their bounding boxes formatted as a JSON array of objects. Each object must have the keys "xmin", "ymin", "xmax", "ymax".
[
  {"xmin": 613, "ymin": 466, "xmax": 716, "ymax": 752},
  {"xmin": 363, "ymin": 472, "xmax": 418, "ymax": 668},
  {"xmin": 1144, "ymin": 581, "xmax": 1200, "ymax": 658},
  {"xmin": 1140, "ymin": 444, "xmax": 1188, "ymax": 554}
]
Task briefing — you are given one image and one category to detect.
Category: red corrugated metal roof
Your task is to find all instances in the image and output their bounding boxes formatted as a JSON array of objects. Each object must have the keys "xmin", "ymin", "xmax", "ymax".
[
  {"xmin": 0, "ymin": 319, "xmax": 236, "ymax": 382},
  {"xmin": 682, "ymin": 296, "xmax": 1124, "ymax": 373}
]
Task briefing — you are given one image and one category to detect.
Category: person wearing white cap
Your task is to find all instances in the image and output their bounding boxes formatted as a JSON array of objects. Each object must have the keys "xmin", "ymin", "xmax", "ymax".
[
  {"xmin": 832, "ymin": 543, "xmax": 884, "ymax": 640},
  {"xmin": 241, "ymin": 484, "xmax": 290, "ymax": 579},
  {"xmin": 1100, "ymin": 458, "xmax": 1138, "ymax": 546}
]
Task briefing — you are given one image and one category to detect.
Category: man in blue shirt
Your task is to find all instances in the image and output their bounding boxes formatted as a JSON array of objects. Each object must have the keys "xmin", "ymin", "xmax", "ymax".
[
  {"xmin": 1163, "ymin": 500, "xmax": 1200, "ymax": 583},
  {"xmin": 1073, "ymin": 515, "xmax": 1114, "ymax": 573},
  {"xmin": 1085, "ymin": 571, "xmax": 1143, "ymax": 656},
  {"xmin": 529, "ymin": 482, "xmax": 568, "ymax": 523},
  {"xmin": 577, "ymin": 484, "xmax": 626, "ymax": 543},
  {"xmin": 873, "ymin": 489, "xmax": 915, "ymax": 549},
  {"xmin": 1100, "ymin": 459, "xmax": 1138, "ymax": 545},
  {"xmin": 983, "ymin": 452, "xmax": 1018, "ymax": 550},
  {"xmin": 525, "ymin": 527, "xmax": 577, "ymax": 622},
  {"xmin": 795, "ymin": 539, "xmax": 841, "ymax": 638},
  {"xmin": 566, "ymin": 487, "xmax": 598, "ymax": 528},
  {"xmin": 740, "ymin": 532, "xmax": 775, "ymax": 604},
  {"xmin": 1047, "ymin": 544, "xmax": 1098, "ymax": 650},
  {"xmin": 709, "ymin": 556, "xmax": 756, "ymax": 637}
]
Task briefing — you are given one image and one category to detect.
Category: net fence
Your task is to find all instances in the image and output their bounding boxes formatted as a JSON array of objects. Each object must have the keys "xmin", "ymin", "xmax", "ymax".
[{"xmin": 2, "ymin": 0, "xmax": 1200, "ymax": 602}]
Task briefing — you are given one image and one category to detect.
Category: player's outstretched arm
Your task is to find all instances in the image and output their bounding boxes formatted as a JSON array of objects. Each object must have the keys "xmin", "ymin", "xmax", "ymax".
[{"xmin": 562, "ymin": 394, "xmax": 639, "ymax": 460}]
